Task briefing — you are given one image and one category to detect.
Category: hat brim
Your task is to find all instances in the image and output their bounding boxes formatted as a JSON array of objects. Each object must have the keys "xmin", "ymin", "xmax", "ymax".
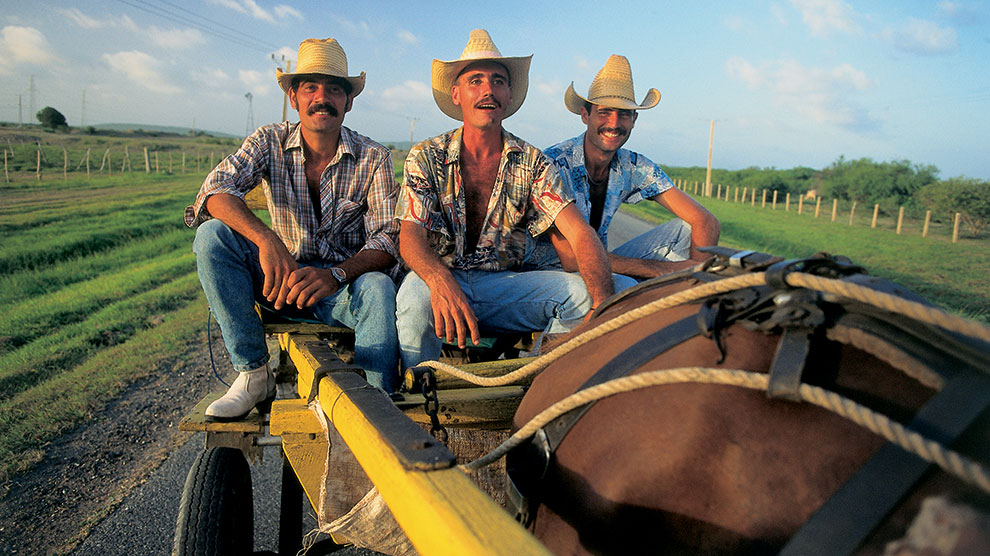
[
  {"xmin": 564, "ymin": 82, "xmax": 661, "ymax": 115},
  {"xmin": 431, "ymin": 55, "xmax": 532, "ymax": 121},
  {"xmin": 276, "ymin": 69, "xmax": 366, "ymax": 98}
]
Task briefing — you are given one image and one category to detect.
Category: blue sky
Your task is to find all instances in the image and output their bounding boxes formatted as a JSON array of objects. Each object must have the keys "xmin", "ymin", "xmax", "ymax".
[{"xmin": 2, "ymin": 1, "xmax": 988, "ymax": 179}]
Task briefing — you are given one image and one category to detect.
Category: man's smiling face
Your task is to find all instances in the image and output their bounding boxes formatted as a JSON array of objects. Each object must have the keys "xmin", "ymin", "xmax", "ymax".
[
  {"xmin": 289, "ymin": 75, "xmax": 352, "ymax": 135},
  {"xmin": 581, "ymin": 104, "xmax": 638, "ymax": 157},
  {"xmin": 451, "ymin": 61, "xmax": 512, "ymax": 131}
]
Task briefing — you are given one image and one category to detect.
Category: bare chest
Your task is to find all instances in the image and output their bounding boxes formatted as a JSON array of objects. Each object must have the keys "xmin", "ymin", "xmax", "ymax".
[{"xmin": 460, "ymin": 156, "xmax": 501, "ymax": 252}]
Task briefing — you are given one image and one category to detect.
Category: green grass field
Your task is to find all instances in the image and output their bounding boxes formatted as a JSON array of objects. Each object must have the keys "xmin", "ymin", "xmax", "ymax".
[{"xmin": 0, "ymin": 132, "xmax": 987, "ymax": 484}]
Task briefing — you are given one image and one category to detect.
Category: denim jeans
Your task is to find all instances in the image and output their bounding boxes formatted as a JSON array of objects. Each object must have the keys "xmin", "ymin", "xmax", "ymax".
[
  {"xmin": 523, "ymin": 218, "xmax": 693, "ymax": 291},
  {"xmin": 192, "ymin": 219, "xmax": 400, "ymax": 392},
  {"xmin": 394, "ymin": 268, "xmax": 593, "ymax": 370}
]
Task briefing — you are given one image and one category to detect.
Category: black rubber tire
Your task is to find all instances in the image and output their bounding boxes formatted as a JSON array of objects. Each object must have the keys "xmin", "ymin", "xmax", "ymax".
[{"xmin": 173, "ymin": 447, "xmax": 254, "ymax": 555}]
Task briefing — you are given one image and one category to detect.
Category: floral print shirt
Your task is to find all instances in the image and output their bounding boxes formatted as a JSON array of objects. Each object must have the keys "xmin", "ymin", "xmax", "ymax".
[
  {"xmin": 544, "ymin": 133, "xmax": 673, "ymax": 247},
  {"xmin": 397, "ymin": 128, "xmax": 572, "ymax": 271}
]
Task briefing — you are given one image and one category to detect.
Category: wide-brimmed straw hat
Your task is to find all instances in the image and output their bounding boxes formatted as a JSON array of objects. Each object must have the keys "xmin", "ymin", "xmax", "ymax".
[
  {"xmin": 276, "ymin": 38, "xmax": 365, "ymax": 97},
  {"xmin": 564, "ymin": 54, "xmax": 660, "ymax": 115},
  {"xmin": 431, "ymin": 29, "xmax": 532, "ymax": 121}
]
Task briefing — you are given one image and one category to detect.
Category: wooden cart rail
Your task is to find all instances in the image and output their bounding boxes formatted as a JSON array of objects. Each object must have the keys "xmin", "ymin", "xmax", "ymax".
[{"xmin": 270, "ymin": 331, "xmax": 552, "ymax": 556}]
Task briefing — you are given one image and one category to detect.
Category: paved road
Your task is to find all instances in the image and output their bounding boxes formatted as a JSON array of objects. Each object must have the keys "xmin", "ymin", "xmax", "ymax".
[{"xmin": 71, "ymin": 212, "xmax": 655, "ymax": 555}]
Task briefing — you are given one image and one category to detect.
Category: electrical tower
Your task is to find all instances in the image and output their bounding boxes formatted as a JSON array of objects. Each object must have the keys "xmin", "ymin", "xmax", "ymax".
[{"xmin": 245, "ymin": 92, "xmax": 254, "ymax": 136}]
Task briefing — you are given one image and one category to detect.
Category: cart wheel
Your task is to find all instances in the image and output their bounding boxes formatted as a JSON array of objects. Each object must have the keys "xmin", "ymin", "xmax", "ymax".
[{"xmin": 173, "ymin": 447, "xmax": 254, "ymax": 555}]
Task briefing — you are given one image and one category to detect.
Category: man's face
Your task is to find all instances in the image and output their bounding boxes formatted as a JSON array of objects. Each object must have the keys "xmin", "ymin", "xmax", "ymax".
[
  {"xmin": 581, "ymin": 104, "xmax": 638, "ymax": 156},
  {"xmin": 288, "ymin": 75, "xmax": 352, "ymax": 134},
  {"xmin": 451, "ymin": 61, "xmax": 512, "ymax": 131}
]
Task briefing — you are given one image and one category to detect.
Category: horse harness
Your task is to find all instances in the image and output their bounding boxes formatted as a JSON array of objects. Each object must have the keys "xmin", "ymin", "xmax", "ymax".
[{"xmin": 505, "ymin": 247, "xmax": 990, "ymax": 555}]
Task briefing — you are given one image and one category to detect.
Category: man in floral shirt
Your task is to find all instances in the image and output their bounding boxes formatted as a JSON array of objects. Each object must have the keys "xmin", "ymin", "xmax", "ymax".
[
  {"xmin": 186, "ymin": 38, "xmax": 401, "ymax": 419},
  {"xmin": 395, "ymin": 30, "xmax": 613, "ymax": 369},
  {"xmin": 528, "ymin": 55, "xmax": 720, "ymax": 285}
]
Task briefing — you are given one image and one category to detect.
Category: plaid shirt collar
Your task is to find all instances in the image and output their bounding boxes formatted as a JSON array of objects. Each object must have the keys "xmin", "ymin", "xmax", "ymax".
[{"xmin": 285, "ymin": 123, "xmax": 358, "ymax": 166}]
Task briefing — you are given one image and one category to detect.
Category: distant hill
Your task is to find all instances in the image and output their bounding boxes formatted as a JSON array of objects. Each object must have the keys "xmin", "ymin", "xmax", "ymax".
[{"xmin": 90, "ymin": 123, "xmax": 240, "ymax": 138}]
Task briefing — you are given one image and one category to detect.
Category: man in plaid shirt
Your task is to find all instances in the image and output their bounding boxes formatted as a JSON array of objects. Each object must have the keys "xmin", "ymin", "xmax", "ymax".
[
  {"xmin": 186, "ymin": 38, "xmax": 400, "ymax": 420},
  {"xmin": 396, "ymin": 30, "xmax": 613, "ymax": 369}
]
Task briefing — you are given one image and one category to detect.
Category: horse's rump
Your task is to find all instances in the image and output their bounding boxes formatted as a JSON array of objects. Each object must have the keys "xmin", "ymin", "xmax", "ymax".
[{"xmin": 509, "ymin": 249, "xmax": 990, "ymax": 556}]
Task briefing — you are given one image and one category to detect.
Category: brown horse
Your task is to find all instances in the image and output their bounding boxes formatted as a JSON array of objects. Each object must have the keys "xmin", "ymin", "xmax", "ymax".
[{"xmin": 508, "ymin": 248, "xmax": 990, "ymax": 556}]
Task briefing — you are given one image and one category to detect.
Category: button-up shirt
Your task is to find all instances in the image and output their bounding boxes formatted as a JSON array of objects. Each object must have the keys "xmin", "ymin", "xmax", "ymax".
[
  {"xmin": 185, "ymin": 123, "xmax": 399, "ymax": 276},
  {"xmin": 544, "ymin": 133, "xmax": 673, "ymax": 248},
  {"xmin": 397, "ymin": 128, "xmax": 571, "ymax": 271}
]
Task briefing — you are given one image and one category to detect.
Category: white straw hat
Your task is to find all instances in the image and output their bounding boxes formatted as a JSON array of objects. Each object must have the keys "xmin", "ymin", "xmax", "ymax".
[
  {"xmin": 564, "ymin": 54, "xmax": 660, "ymax": 115},
  {"xmin": 276, "ymin": 38, "xmax": 365, "ymax": 97},
  {"xmin": 431, "ymin": 29, "xmax": 532, "ymax": 121}
]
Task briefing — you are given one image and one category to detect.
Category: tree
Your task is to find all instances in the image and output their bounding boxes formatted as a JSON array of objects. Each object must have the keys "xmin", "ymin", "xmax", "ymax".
[
  {"xmin": 918, "ymin": 177, "xmax": 990, "ymax": 236},
  {"xmin": 36, "ymin": 106, "xmax": 67, "ymax": 130},
  {"xmin": 820, "ymin": 156, "xmax": 939, "ymax": 209}
]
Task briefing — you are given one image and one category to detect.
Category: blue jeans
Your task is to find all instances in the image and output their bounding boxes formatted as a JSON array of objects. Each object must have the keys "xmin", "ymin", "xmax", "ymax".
[
  {"xmin": 192, "ymin": 219, "xmax": 400, "ymax": 392},
  {"xmin": 524, "ymin": 218, "xmax": 693, "ymax": 291},
  {"xmin": 394, "ymin": 269, "xmax": 593, "ymax": 369}
]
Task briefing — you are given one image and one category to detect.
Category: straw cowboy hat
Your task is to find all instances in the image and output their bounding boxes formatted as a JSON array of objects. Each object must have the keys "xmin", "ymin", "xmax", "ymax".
[
  {"xmin": 564, "ymin": 54, "xmax": 660, "ymax": 115},
  {"xmin": 431, "ymin": 29, "xmax": 532, "ymax": 121},
  {"xmin": 276, "ymin": 38, "xmax": 365, "ymax": 97}
]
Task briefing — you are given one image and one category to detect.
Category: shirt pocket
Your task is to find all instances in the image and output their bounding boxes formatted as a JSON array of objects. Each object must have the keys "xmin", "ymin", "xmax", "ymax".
[{"xmin": 331, "ymin": 199, "xmax": 365, "ymax": 234}]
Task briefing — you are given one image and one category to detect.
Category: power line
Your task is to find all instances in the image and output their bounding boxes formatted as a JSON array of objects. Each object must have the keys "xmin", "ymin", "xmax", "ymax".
[{"xmin": 113, "ymin": 0, "xmax": 281, "ymax": 54}]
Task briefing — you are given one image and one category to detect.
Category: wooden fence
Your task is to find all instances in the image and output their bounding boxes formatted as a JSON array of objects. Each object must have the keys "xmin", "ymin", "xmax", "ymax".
[
  {"xmin": 1, "ymin": 141, "xmax": 236, "ymax": 183},
  {"xmin": 673, "ymin": 179, "xmax": 969, "ymax": 243}
]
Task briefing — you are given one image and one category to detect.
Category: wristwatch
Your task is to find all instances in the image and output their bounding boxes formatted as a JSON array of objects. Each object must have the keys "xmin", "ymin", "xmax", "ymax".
[{"xmin": 329, "ymin": 266, "xmax": 348, "ymax": 285}]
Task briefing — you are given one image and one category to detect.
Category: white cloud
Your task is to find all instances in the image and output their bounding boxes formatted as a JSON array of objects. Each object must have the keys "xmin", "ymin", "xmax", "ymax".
[
  {"xmin": 239, "ymin": 69, "xmax": 271, "ymax": 96},
  {"xmin": 103, "ymin": 50, "xmax": 182, "ymax": 94},
  {"xmin": 332, "ymin": 16, "xmax": 374, "ymax": 40},
  {"xmin": 0, "ymin": 26, "xmax": 59, "ymax": 74},
  {"xmin": 883, "ymin": 18, "xmax": 958, "ymax": 55},
  {"xmin": 574, "ymin": 55, "xmax": 592, "ymax": 71},
  {"xmin": 397, "ymin": 30, "xmax": 418, "ymax": 45},
  {"xmin": 58, "ymin": 8, "xmax": 104, "ymax": 29},
  {"xmin": 790, "ymin": 0, "xmax": 860, "ymax": 37},
  {"xmin": 726, "ymin": 56, "xmax": 878, "ymax": 132},
  {"xmin": 190, "ymin": 67, "xmax": 231, "ymax": 90},
  {"xmin": 273, "ymin": 5, "xmax": 303, "ymax": 20},
  {"xmin": 148, "ymin": 26, "xmax": 207, "ymax": 49},
  {"xmin": 381, "ymin": 80, "xmax": 432, "ymax": 104}
]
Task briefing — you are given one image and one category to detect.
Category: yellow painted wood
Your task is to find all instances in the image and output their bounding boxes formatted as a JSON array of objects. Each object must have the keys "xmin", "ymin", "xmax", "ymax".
[
  {"xmin": 315, "ymin": 374, "xmax": 551, "ymax": 556},
  {"xmin": 271, "ymin": 399, "xmax": 329, "ymax": 514}
]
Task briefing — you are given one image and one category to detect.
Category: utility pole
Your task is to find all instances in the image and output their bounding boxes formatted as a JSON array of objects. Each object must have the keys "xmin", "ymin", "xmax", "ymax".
[
  {"xmin": 272, "ymin": 54, "xmax": 293, "ymax": 122},
  {"xmin": 407, "ymin": 117, "xmax": 420, "ymax": 148},
  {"xmin": 705, "ymin": 119, "xmax": 714, "ymax": 197},
  {"xmin": 245, "ymin": 92, "xmax": 254, "ymax": 136},
  {"xmin": 29, "ymin": 75, "xmax": 36, "ymax": 119}
]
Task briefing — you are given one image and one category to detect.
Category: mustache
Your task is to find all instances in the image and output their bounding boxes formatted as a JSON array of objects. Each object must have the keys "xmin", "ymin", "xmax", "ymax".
[
  {"xmin": 597, "ymin": 126, "xmax": 627, "ymax": 136},
  {"xmin": 474, "ymin": 96, "xmax": 502, "ymax": 108},
  {"xmin": 307, "ymin": 103, "xmax": 339, "ymax": 116}
]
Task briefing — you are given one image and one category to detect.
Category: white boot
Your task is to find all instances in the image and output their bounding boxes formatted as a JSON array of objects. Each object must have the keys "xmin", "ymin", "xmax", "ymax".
[{"xmin": 205, "ymin": 364, "xmax": 276, "ymax": 422}]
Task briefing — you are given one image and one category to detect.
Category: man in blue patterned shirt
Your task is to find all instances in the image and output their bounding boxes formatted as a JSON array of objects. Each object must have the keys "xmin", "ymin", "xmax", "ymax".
[
  {"xmin": 528, "ymin": 55, "xmax": 720, "ymax": 285},
  {"xmin": 185, "ymin": 38, "xmax": 401, "ymax": 419},
  {"xmin": 395, "ymin": 30, "xmax": 613, "ymax": 368}
]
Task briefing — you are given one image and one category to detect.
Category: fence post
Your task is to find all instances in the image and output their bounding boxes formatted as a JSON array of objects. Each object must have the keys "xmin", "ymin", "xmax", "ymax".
[
  {"xmin": 922, "ymin": 210, "xmax": 931, "ymax": 238},
  {"xmin": 896, "ymin": 206, "xmax": 905, "ymax": 234},
  {"xmin": 815, "ymin": 197, "xmax": 821, "ymax": 218},
  {"xmin": 741, "ymin": 187, "xmax": 748, "ymax": 204},
  {"xmin": 733, "ymin": 187, "xmax": 739, "ymax": 203},
  {"xmin": 63, "ymin": 148, "xmax": 68, "ymax": 180},
  {"xmin": 3, "ymin": 149, "xmax": 8, "ymax": 183},
  {"xmin": 772, "ymin": 190, "xmax": 778, "ymax": 210},
  {"xmin": 831, "ymin": 199, "xmax": 837, "ymax": 222},
  {"xmin": 785, "ymin": 192, "xmax": 790, "ymax": 212},
  {"xmin": 761, "ymin": 189, "xmax": 767, "ymax": 208},
  {"xmin": 798, "ymin": 195, "xmax": 804, "ymax": 215},
  {"xmin": 751, "ymin": 188, "xmax": 757, "ymax": 206},
  {"xmin": 144, "ymin": 148, "xmax": 151, "ymax": 173},
  {"xmin": 182, "ymin": 152, "xmax": 186, "ymax": 174},
  {"xmin": 849, "ymin": 201, "xmax": 857, "ymax": 225},
  {"xmin": 717, "ymin": 183, "xmax": 722, "ymax": 199},
  {"xmin": 952, "ymin": 212, "xmax": 961, "ymax": 243},
  {"xmin": 36, "ymin": 146, "xmax": 41, "ymax": 181},
  {"xmin": 872, "ymin": 204, "xmax": 879, "ymax": 228},
  {"xmin": 85, "ymin": 148, "xmax": 90, "ymax": 178}
]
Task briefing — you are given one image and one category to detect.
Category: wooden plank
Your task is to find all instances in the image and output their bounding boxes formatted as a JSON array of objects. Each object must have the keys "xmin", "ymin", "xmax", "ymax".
[
  {"xmin": 177, "ymin": 390, "xmax": 268, "ymax": 433},
  {"xmin": 270, "ymin": 399, "xmax": 331, "ymax": 515},
  {"xmin": 393, "ymin": 387, "xmax": 524, "ymax": 428},
  {"xmin": 316, "ymin": 372, "xmax": 551, "ymax": 556}
]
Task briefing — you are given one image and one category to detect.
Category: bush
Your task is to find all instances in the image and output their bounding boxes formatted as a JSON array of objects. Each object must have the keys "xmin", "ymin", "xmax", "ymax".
[
  {"xmin": 918, "ymin": 177, "xmax": 990, "ymax": 236},
  {"xmin": 36, "ymin": 106, "xmax": 68, "ymax": 131}
]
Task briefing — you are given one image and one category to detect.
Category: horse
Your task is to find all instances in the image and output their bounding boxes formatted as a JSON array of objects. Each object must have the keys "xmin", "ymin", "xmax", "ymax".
[{"xmin": 507, "ymin": 247, "xmax": 990, "ymax": 556}]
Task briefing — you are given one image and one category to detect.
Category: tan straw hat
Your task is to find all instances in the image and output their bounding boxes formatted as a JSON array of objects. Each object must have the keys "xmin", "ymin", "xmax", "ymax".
[
  {"xmin": 564, "ymin": 54, "xmax": 660, "ymax": 115},
  {"xmin": 431, "ymin": 29, "xmax": 532, "ymax": 121},
  {"xmin": 276, "ymin": 38, "xmax": 365, "ymax": 97}
]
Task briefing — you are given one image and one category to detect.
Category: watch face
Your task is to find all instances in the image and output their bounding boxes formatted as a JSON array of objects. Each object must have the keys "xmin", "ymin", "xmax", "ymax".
[{"xmin": 331, "ymin": 267, "xmax": 346, "ymax": 283}]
